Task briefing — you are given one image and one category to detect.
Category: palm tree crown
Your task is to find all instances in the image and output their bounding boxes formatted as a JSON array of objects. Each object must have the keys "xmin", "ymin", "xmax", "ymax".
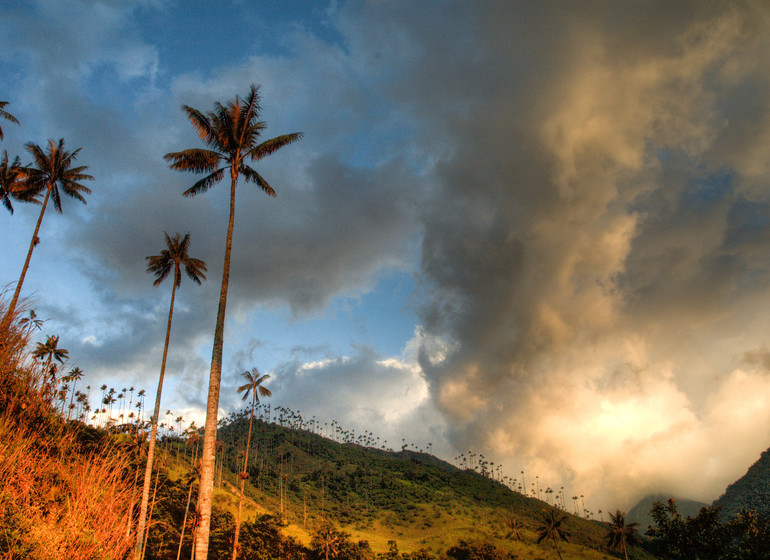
[
  {"xmin": 24, "ymin": 139, "xmax": 92, "ymax": 211},
  {"xmin": 537, "ymin": 508, "xmax": 570, "ymax": 560},
  {"xmin": 164, "ymin": 84, "xmax": 302, "ymax": 198},
  {"xmin": 33, "ymin": 334, "xmax": 69, "ymax": 382},
  {"xmin": 0, "ymin": 101, "xmax": 20, "ymax": 140},
  {"xmin": 165, "ymin": 84, "xmax": 301, "ymax": 560},
  {"xmin": 237, "ymin": 368, "xmax": 272, "ymax": 405},
  {"xmin": 146, "ymin": 232, "xmax": 208, "ymax": 288},
  {"xmin": 604, "ymin": 509, "xmax": 641, "ymax": 560}
]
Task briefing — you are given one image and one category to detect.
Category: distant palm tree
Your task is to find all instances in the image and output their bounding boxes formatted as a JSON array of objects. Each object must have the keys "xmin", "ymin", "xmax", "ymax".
[
  {"xmin": 604, "ymin": 510, "xmax": 641, "ymax": 560},
  {"xmin": 165, "ymin": 84, "xmax": 301, "ymax": 560},
  {"xmin": 231, "ymin": 368, "xmax": 272, "ymax": 560},
  {"xmin": 3, "ymin": 139, "xmax": 92, "ymax": 325},
  {"xmin": 33, "ymin": 334, "xmax": 69, "ymax": 384},
  {"xmin": 536, "ymin": 508, "xmax": 570, "ymax": 560},
  {"xmin": 64, "ymin": 366, "xmax": 83, "ymax": 420},
  {"xmin": 134, "ymin": 232, "xmax": 207, "ymax": 560},
  {"xmin": 0, "ymin": 101, "xmax": 19, "ymax": 140}
]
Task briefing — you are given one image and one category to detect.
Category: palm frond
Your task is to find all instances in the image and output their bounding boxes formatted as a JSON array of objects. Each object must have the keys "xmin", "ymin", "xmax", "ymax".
[
  {"xmin": 181, "ymin": 106, "xmax": 215, "ymax": 144},
  {"xmin": 247, "ymin": 133, "xmax": 303, "ymax": 161},
  {"xmin": 164, "ymin": 149, "xmax": 221, "ymax": 173},
  {"xmin": 183, "ymin": 256, "xmax": 207, "ymax": 284},
  {"xmin": 0, "ymin": 101, "xmax": 20, "ymax": 140},
  {"xmin": 182, "ymin": 168, "xmax": 226, "ymax": 197},
  {"xmin": 239, "ymin": 165, "xmax": 276, "ymax": 196}
]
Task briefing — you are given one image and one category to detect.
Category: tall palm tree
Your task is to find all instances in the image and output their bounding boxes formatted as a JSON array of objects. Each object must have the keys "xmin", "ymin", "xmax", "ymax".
[
  {"xmin": 134, "ymin": 232, "xmax": 207, "ymax": 559},
  {"xmin": 232, "ymin": 368, "xmax": 271, "ymax": 560},
  {"xmin": 2, "ymin": 139, "xmax": 92, "ymax": 325},
  {"xmin": 536, "ymin": 508, "xmax": 570, "ymax": 560},
  {"xmin": 0, "ymin": 101, "xmax": 19, "ymax": 140},
  {"xmin": 164, "ymin": 84, "xmax": 301, "ymax": 560},
  {"xmin": 604, "ymin": 510, "xmax": 641, "ymax": 560}
]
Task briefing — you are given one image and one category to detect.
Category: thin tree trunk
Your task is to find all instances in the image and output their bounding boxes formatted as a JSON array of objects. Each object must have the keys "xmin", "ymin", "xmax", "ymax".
[
  {"xmin": 194, "ymin": 173, "xmax": 237, "ymax": 560},
  {"xmin": 3, "ymin": 183, "xmax": 51, "ymax": 327},
  {"xmin": 142, "ymin": 466, "xmax": 163, "ymax": 560},
  {"xmin": 135, "ymin": 277, "xmax": 178, "ymax": 559},
  {"xmin": 232, "ymin": 392, "xmax": 256, "ymax": 560},
  {"xmin": 177, "ymin": 480, "xmax": 194, "ymax": 560}
]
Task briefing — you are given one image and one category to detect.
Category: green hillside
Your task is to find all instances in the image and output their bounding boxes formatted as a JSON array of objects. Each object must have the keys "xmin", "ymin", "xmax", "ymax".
[
  {"xmin": 174, "ymin": 409, "xmax": 650, "ymax": 560},
  {"xmin": 713, "ymin": 448, "xmax": 770, "ymax": 519}
]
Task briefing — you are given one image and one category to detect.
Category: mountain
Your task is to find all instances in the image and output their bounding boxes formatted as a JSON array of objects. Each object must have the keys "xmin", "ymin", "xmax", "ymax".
[
  {"xmin": 202, "ymin": 409, "xmax": 659, "ymax": 559},
  {"xmin": 627, "ymin": 494, "xmax": 708, "ymax": 530},
  {"xmin": 713, "ymin": 447, "xmax": 770, "ymax": 519}
]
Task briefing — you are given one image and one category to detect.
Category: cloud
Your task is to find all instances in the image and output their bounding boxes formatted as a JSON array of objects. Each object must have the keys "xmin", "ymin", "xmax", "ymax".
[{"xmin": 370, "ymin": 1, "xmax": 770, "ymax": 508}]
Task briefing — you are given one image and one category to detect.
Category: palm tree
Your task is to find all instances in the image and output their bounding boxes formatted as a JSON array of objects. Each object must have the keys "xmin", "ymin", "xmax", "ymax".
[
  {"xmin": 0, "ymin": 101, "xmax": 19, "ymax": 140},
  {"xmin": 0, "ymin": 150, "xmax": 34, "ymax": 214},
  {"xmin": 134, "ymin": 232, "xmax": 207, "ymax": 559},
  {"xmin": 165, "ymin": 84, "xmax": 301, "ymax": 560},
  {"xmin": 231, "ymin": 368, "xmax": 271, "ymax": 560},
  {"xmin": 504, "ymin": 512, "xmax": 524, "ymax": 557},
  {"xmin": 604, "ymin": 510, "xmax": 641, "ymax": 560},
  {"xmin": 33, "ymin": 334, "xmax": 69, "ymax": 384},
  {"xmin": 536, "ymin": 508, "xmax": 570, "ymax": 560},
  {"xmin": 64, "ymin": 366, "xmax": 83, "ymax": 420},
  {"xmin": 2, "ymin": 139, "xmax": 92, "ymax": 325}
]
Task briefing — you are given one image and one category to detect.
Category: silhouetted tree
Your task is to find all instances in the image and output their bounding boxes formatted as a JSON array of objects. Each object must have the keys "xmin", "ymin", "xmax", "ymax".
[{"xmin": 165, "ymin": 85, "xmax": 301, "ymax": 560}]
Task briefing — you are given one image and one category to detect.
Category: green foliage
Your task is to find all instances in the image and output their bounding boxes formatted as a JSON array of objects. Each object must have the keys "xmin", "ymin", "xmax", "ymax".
[
  {"xmin": 239, "ymin": 514, "xmax": 306, "ymax": 560},
  {"xmin": 444, "ymin": 540, "xmax": 510, "ymax": 560},
  {"xmin": 646, "ymin": 498, "xmax": 770, "ymax": 560}
]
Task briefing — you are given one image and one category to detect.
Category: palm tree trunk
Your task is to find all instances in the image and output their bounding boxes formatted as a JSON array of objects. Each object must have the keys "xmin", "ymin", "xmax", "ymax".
[
  {"xmin": 142, "ymin": 466, "xmax": 162, "ymax": 560},
  {"xmin": 135, "ymin": 278, "xmax": 178, "ymax": 559},
  {"xmin": 231, "ymin": 392, "xmax": 256, "ymax": 560},
  {"xmin": 177, "ymin": 480, "xmax": 194, "ymax": 560},
  {"xmin": 195, "ymin": 173, "xmax": 237, "ymax": 560},
  {"xmin": 3, "ymin": 183, "xmax": 51, "ymax": 327},
  {"xmin": 553, "ymin": 539, "xmax": 563, "ymax": 560}
]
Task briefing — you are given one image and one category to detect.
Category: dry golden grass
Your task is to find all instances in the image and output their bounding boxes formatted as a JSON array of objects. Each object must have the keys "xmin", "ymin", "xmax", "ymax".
[{"xmin": 0, "ymin": 300, "xmax": 135, "ymax": 560}]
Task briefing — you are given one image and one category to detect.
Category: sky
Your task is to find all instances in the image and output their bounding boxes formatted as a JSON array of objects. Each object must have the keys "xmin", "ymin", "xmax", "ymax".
[{"xmin": 2, "ymin": 0, "xmax": 770, "ymax": 513}]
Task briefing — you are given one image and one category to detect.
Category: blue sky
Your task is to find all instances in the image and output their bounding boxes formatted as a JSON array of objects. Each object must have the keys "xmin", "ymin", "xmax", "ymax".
[{"xmin": 3, "ymin": 1, "xmax": 770, "ymax": 512}]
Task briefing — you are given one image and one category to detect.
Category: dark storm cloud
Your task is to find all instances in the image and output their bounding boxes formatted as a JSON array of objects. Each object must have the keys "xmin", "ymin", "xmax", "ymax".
[{"xmin": 345, "ymin": 1, "xmax": 770, "ymax": 506}]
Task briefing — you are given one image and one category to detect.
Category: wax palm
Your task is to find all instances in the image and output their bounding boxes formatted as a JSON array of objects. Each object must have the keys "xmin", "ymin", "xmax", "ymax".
[
  {"xmin": 3, "ymin": 139, "xmax": 92, "ymax": 325},
  {"xmin": 64, "ymin": 366, "xmax": 84, "ymax": 420},
  {"xmin": 536, "ymin": 508, "xmax": 570, "ymax": 560},
  {"xmin": 0, "ymin": 150, "xmax": 35, "ymax": 214},
  {"xmin": 134, "ymin": 233, "xmax": 206, "ymax": 559},
  {"xmin": 604, "ymin": 510, "xmax": 641, "ymax": 560},
  {"xmin": 231, "ymin": 368, "xmax": 271, "ymax": 560},
  {"xmin": 0, "ymin": 101, "xmax": 19, "ymax": 140},
  {"xmin": 33, "ymin": 334, "xmax": 69, "ymax": 383},
  {"xmin": 165, "ymin": 84, "xmax": 301, "ymax": 560}
]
